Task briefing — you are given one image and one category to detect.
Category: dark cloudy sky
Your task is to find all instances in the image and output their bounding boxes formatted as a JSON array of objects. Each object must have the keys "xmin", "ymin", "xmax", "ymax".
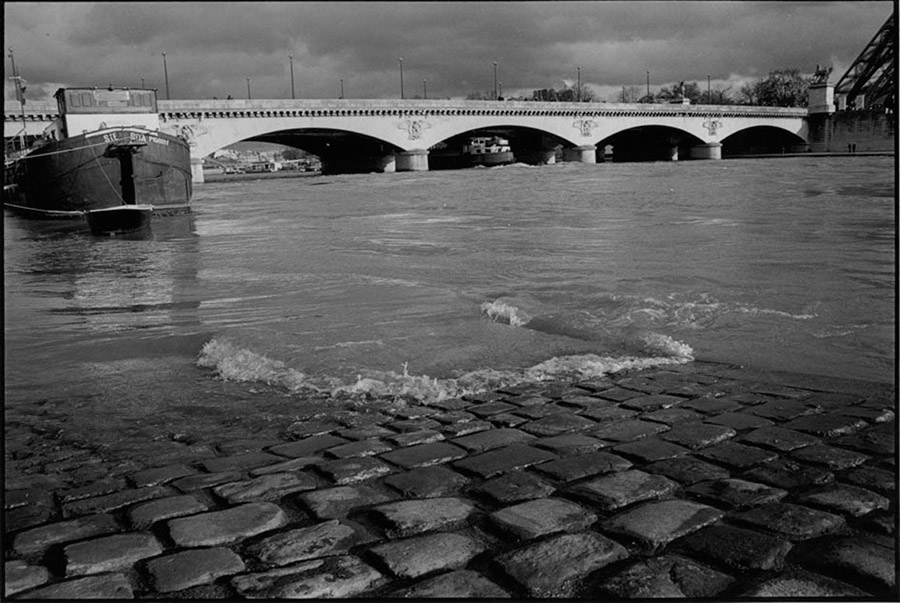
[{"xmin": 4, "ymin": 1, "xmax": 892, "ymax": 102}]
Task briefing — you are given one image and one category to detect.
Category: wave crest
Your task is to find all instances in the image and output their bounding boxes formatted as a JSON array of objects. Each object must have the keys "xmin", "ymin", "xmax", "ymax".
[{"xmin": 196, "ymin": 336, "xmax": 693, "ymax": 405}]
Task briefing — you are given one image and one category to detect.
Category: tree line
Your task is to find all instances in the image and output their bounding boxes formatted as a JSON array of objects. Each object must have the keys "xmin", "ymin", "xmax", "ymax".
[{"xmin": 467, "ymin": 68, "xmax": 814, "ymax": 107}]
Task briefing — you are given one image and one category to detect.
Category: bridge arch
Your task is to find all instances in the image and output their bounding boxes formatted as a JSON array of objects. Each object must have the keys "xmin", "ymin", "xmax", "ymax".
[
  {"xmin": 720, "ymin": 125, "xmax": 809, "ymax": 156},
  {"xmin": 596, "ymin": 125, "xmax": 706, "ymax": 162}
]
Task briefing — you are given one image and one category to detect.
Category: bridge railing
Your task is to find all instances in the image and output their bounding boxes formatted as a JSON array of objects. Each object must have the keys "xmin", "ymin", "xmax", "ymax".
[{"xmin": 7, "ymin": 98, "xmax": 809, "ymax": 121}]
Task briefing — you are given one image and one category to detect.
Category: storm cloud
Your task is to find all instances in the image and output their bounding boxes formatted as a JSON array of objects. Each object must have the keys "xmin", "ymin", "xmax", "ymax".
[{"xmin": 4, "ymin": 1, "xmax": 892, "ymax": 102}]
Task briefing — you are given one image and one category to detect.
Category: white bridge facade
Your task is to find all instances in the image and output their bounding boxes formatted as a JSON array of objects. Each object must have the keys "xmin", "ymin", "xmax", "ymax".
[{"xmin": 6, "ymin": 99, "xmax": 809, "ymax": 182}]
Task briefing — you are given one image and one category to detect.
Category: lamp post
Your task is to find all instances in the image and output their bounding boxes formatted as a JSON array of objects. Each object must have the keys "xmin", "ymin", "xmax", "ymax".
[
  {"xmin": 289, "ymin": 54, "xmax": 295, "ymax": 99},
  {"xmin": 340, "ymin": 78, "xmax": 344, "ymax": 99},
  {"xmin": 492, "ymin": 61, "xmax": 498, "ymax": 100},
  {"xmin": 246, "ymin": 77, "xmax": 251, "ymax": 99},
  {"xmin": 498, "ymin": 80, "xmax": 502, "ymax": 99},
  {"xmin": 399, "ymin": 57, "xmax": 404, "ymax": 99},
  {"xmin": 140, "ymin": 76, "xmax": 145, "ymax": 88},
  {"xmin": 576, "ymin": 67, "xmax": 582, "ymax": 101},
  {"xmin": 162, "ymin": 51, "xmax": 170, "ymax": 99},
  {"xmin": 646, "ymin": 71, "xmax": 650, "ymax": 99},
  {"xmin": 423, "ymin": 79, "xmax": 427, "ymax": 99},
  {"xmin": 707, "ymin": 74, "xmax": 711, "ymax": 104}
]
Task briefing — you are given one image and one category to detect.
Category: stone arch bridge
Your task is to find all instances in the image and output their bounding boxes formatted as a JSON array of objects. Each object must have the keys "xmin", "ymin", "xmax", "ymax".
[{"xmin": 5, "ymin": 99, "xmax": 809, "ymax": 182}]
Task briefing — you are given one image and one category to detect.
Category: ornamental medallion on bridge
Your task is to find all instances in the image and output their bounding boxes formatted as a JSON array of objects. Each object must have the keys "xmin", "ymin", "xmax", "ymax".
[
  {"xmin": 573, "ymin": 118, "xmax": 598, "ymax": 138},
  {"xmin": 177, "ymin": 123, "xmax": 208, "ymax": 147},
  {"xmin": 703, "ymin": 118, "xmax": 723, "ymax": 136},
  {"xmin": 398, "ymin": 118, "xmax": 432, "ymax": 140}
]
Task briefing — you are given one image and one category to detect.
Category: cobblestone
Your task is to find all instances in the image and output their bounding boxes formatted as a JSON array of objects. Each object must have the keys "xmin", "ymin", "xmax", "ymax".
[
  {"xmin": 658, "ymin": 422, "xmax": 736, "ymax": 448},
  {"xmin": 171, "ymin": 470, "xmax": 242, "ymax": 492},
  {"xmin": 128, "ymin": 494, "xmax": 210, "ymax": 528},
  {"xmin": 496, "ymin": 531, "xmax": 628, "ymax": 597},
  {"xmin": 601, "ymin": 499, "xmax": 723, "ymax": 552},
  {"xmin": 130, "ymin": 463, "xmax": 196, "ymax": 487},
  {"xmin": 317, "ymin": 456, "xmax": 394, "ymax": 484},
  {"xmin": 368, "ymin": 532, "xmax": 484, "ymax": 578},
  {"xmin": 5, "ymin": 560, "xmax": 50, "ymax": 596},
  {"xmin": 644, "ymin": 456, "xmax": 730, "ymax": 485},
  {"xmin": 696, "ymin": 441, "xmax": 778, "ymax": 469},
  {"xmin": 793, "ymin": 535, "xmax": 897, "ymax": 593},
  {"xmin": 146, "ymin": 547, "xmax": 246, "ymax": 593},
  {"xmin": 738, "ymin": 568, "xmax": 869, "ymax": 597},
  {"xmin": 16, "ymin": 573, "xmax": 133, "ymax": 599},
  {"xmin": 518, "ymin": 413, "xmax": 596, "ymax": 436},
  {"xmin": 63, "ymin": 532, "xmax": 162, "ymax": 576},
  {"xmin": 382, "ymin": 466, "xmax": 469, "ymax": 498},
  {"xmin": 534, "ymin": 450, "xmax": 631, "ymax": 482},
  {"xmin": 61, "ymin": 485, "xmax": 173, "ymax": 518},
  {"xmin": 797, "ymin": 483, "xmax": 890, "ymax": 517},
  {"xmin": 678, "ymin": 524, "xmax": 793, "ymax": 571},
  {"xmin": 389, "ymin": 569, "xmax": 510, "ymax": 597},
  {"xmin": 379, "ymin": 441, "xmax": 467, "ymax": 468},
  {"xmin": 613, "ymin": 437, "xmax": 690, "ymax": 462},
  {"xmin": 13, "ymin": 513, "xmax": 120, "ymax": 557},
  {"xmin": 569, "ymin": 469, "xmax": 678, "ymax": 511},
  {"xmin": 231, "ymin": 555, "xmax": 384, "ymax": 598},
  {"xmin": 730, "ymin": 502, "xmax": 845, "ymax": 539},
  {"xmin": 451, "ymin": 427, "xmax": 535, "ymax": 452},
  {"xmin": 790, "ymin": 443, "xmax": 870, "ymax": 469},
  {"xmin": 3, "ymin": 365, "xmax": 895, "ymax": 599},
  {"xmin": 453, "ymin": 444, "xmax": 556, "ymax": 478},
  {"xmin": 167, "ymin": 502, "xmax": 288, "ymax": 547},
  {"xmin": 743, "ymin": 457, "xmax": 834, "ymax": 489},
  {"xmin": 248, "ymin": 519, "xmax": 359, "ymax": 565},
  {"xmin": 200, "ymin": 451, "xmax": 283, "ymax": 472},
  {"xmin": 297, "ymin": 485, "xmax": 393, "ymax": 519},
  {"xmin": 325, "ymin": 438, "xmax": 393, "ymax": 458},
  {"xmin": 471, "ymin": 470, "xmax": 556, "ymax": 504},
  {"xmin": 369, "ymin": 497, "xmax": 475, "ymax": 537},
  {"xmin": 489, "ymin": 497, "xmax": 596, "ymax": 540},
  {"xmin": 686, "ymin": 478, "xmax": 788, "ymax": 509},
  {"xmin": 212, "ymin": 471, "xmax": 317, "ymax": 503},
  {"xmin": 596, "ymin": 554, "xmax": 735, "ymax": 598}
]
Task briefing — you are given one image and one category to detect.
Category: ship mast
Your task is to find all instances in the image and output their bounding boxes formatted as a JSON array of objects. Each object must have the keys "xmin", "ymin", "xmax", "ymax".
[{"xmin": 7, "ymin": 47, "xmax": 28, "ymax": 151}]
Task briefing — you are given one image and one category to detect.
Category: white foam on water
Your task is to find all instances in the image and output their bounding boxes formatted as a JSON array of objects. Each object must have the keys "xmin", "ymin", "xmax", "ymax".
[
  {"xmin": 480, "ymin": 299, "xmax": 531, "ymax": 327},
  {"xmin": 196, "ymin": 334, "xmax": 694, "ymax": 405}
]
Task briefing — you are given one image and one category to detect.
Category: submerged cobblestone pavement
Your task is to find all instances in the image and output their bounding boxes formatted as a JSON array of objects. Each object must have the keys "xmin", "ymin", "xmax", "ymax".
[{"xmin": 4, "ymin": 361, "xmax": 898, "ymax": 599}]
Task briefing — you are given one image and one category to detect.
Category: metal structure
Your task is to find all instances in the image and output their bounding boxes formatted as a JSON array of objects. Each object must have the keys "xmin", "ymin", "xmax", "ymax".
[{"xmin": 834, "ymin": 11, "xmax": 895, "ymax": 110}]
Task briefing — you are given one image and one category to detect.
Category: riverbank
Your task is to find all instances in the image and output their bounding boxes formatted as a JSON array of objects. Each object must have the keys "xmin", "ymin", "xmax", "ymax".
[{"xmin": 5, "ymin": 360, "xmax": 896, "ymax": 598}]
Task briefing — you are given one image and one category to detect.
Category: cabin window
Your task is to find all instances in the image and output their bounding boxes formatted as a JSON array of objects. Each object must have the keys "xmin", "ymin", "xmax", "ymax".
[
  {"xmin": 81, "ymin": 92, "xmax": 94, "ymax": 107},
  {"xmin": 68, "ymin": 93, "xmax": 81, "ymax": 108}
]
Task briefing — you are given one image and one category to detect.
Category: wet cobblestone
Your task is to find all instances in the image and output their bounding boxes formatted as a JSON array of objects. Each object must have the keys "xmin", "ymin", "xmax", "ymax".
[{"xmin": 3, "ymin": 362, "xmax": 897, "ymax": 599}]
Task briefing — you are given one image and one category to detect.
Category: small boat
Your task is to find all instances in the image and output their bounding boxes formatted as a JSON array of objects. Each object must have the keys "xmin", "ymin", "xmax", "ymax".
[
  {"xmin": 83, "ymin": 205, "xmax": 153, "ymax": 236},
  {"xmin": 4, "ymin": 86, "xmax": 192, "ymax": 231},
  {"xmin": 460, "ymin": 136, "xmax": 515, "ymax": 167}
]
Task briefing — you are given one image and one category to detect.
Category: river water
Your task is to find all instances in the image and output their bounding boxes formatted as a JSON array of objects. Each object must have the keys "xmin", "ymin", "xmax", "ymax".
[{"xmin": 4, "ymin": 157, "xmax": 895, "ymax": 441}]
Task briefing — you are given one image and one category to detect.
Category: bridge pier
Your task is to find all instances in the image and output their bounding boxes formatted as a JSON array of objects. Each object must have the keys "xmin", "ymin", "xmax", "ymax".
[
  {"xmin": 191, "ymin": 157, "xmax": 205, "ymax": 183},
  {"xmin": 689, "ymin": 142, "xmax": 722, "ymax": 160},
  {"xmin": 562, "ymin": 144, "xmax": 596, "ymax": 164},
  {"xmin": 395, "ymin": 149, "xmax": 429, "ymax": 172}
]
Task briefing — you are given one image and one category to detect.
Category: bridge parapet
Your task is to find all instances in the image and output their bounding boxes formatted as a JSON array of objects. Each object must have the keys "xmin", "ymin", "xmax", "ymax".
[{"xmin": 7, "ymin": 98, "xmax": 809, "ymax": 122}]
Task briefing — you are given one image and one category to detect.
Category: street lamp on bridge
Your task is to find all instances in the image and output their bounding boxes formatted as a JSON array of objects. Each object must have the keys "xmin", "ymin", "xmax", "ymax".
[
  {"xmin": 577, "ymin": 66, "xmax": 581, "ymax": 102},
  {"xmin": 646, "ymin": 71, "xmax": 650, "ymax": 99},
  {"xmin": 423, "ymin": 79, "xmax": 427, "ymax": 100},
  {"xmin": 246, "ymin": 77, "xmax": 251, "ymax": 100},
  {"xmin": 289, "ymin": 54, "xmax": 295, "ymax": 99},
  {"xmin": 340, "ymin": 78, "xmax": 344, "ymax": 99},
  {"xmin": 707, "ymin": 74, "xmax": 711, "ymax": 104},
  {"xmin": 161, "ymin": 52, "xmax": 170, "ymax": 99},
  {"xmin": 399, "ymin": 57, "xmax": 404, "ymax": 99},
  {"xmin": 492, "ymin": 61, "xmax": 498, "ymax": 100}
]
